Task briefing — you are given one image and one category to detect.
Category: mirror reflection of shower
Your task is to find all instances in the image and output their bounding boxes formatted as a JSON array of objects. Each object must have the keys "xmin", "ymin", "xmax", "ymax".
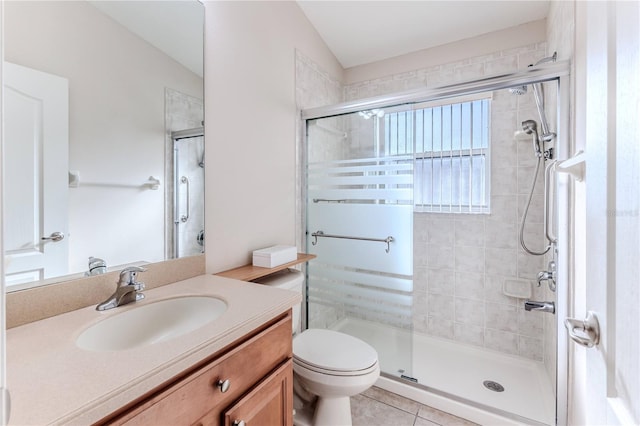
[
  {"xmin": 511, "ymin": 51, "xmax": 558, "ymax": 256},
  {"xmin": 172, "ymin": 127, "xmax": 205, "ymax": 258}
]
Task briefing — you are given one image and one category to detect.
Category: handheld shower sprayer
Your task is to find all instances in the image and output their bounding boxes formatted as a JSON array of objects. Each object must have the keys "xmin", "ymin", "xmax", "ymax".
[
  {"xmin": 521, "ymin": 119, "xmax": 542, "ymax": 157},
  {"xmin": 518, "ymin": 117, "xmax": 552, "ymax": 256},
  {"xmin": 511, "ymin": 52, "xmax": 559, "ymax": 257}
]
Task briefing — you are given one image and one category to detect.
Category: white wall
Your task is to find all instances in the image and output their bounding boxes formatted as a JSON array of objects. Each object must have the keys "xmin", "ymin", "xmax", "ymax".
[
  {"xmin": 344, "ymin": 20, "xmax": 546, "ymax": 84},
  {"xmin": 4, "ymin": 1, "xmax": 203, "ymax": 275},
  {"xmin": 203, "ymin": 1, "xmax": 343, "ymax": 272}
]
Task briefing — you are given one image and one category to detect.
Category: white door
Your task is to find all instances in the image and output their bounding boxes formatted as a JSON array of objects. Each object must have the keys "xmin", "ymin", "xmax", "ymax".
[
  {"xmin": 3, "ymin": 62, "xmax": 69, "ymax": 287},
  {"xmin": 572, "ymin": 2, "xmax": 640, "ymax": 425}
]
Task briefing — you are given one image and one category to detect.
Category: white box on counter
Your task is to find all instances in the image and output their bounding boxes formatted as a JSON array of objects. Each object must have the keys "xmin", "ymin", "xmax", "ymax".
[{"xmin": 252, "ymin": 245, "xmax": 297, "ymax": 268}]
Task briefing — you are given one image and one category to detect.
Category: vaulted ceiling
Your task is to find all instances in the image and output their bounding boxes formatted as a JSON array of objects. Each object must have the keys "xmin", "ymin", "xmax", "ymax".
[{"xmin": 297, "ymin": 1, "xmax": 550, "ymax": 68}]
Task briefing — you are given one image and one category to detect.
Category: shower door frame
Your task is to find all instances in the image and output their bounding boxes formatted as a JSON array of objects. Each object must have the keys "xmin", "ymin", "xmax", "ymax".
[{"xmin": 301, "ymin": 60, "xmax": 571, "ymax": 425}]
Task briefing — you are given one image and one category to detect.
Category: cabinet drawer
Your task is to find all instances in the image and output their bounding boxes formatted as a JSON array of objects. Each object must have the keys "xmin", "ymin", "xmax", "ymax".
[
  {"xmin": 222, "ymin": 360, "xmax": 293, "ymax": 426},
  {"xmin": 105, "ymin": 314, "xmax": 292, "ymax": 426}
]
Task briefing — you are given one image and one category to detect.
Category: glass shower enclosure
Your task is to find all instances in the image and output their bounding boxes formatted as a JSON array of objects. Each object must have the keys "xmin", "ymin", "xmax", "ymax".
[{"xmin": 302, "ymin": 60, "xmax": 571, "ymax": 425}]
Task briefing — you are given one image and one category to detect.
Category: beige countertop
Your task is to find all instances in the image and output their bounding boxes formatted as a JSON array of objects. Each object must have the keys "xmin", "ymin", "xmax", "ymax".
[{"xmin": 6, "ymin": 274, "xmax": 301, "ymax": 425}]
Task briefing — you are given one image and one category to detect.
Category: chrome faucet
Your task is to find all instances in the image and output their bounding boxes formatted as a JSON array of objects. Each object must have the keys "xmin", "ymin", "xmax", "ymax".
[
  {"xmin": 524, "ymin": 300, "xmax": 555, "ymax": 314},
  {"xmin": 537, "ymin": 260, "xmax": 556, "ymax": 291},
  {"xmin": 95, "ymin": 266, "xmax": 146, "ymax": 311}
]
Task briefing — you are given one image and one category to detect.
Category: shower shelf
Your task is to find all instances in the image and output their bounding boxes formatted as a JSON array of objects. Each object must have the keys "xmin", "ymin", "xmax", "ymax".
[{"xmin": 215, "ymin": 253, "xmax": 316, "ymax": 282}]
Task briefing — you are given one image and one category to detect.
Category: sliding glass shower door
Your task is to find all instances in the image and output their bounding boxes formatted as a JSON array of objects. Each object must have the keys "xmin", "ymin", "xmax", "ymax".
[{"xmin": 305, "ymin": 111, "xmax": 415, "ymax": 381}]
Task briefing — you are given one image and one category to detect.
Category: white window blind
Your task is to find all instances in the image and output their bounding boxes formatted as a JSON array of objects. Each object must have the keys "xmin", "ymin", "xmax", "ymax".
[{"xmin": 384, "ymin": 97, "xmax": 490, "ymax": 213}]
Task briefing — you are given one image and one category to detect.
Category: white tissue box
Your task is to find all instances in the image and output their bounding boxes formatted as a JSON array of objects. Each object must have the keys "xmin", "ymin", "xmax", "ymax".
[{"xmin": 252, "ymin": 245, "xmax": 297, "ymax": 268}]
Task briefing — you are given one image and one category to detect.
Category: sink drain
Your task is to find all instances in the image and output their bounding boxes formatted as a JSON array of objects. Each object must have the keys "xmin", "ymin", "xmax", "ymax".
[{"xmin": 483, "ymin": 380, "xmax": 505, "ymax": 392}]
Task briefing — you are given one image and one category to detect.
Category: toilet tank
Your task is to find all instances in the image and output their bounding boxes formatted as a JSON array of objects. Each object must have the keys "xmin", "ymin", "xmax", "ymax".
[{"xmin": 252, "ymin": 269, "xmax": 304, "ymax": 334}]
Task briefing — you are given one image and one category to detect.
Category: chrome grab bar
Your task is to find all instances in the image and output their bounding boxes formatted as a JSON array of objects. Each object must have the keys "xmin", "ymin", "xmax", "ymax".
[
  {"xmin": 180, "ymin": 176, "xmax": 190, "ymax": 223},
  {"xmin": 544, "ymin": 161, "xmax": 558, "ymax": 245},
  {"xmin": 311, "ymin": 230, "xmax": 394, "ymax": 253}
]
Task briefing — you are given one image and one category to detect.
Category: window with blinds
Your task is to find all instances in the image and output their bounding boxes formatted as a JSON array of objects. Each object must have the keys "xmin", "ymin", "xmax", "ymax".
[{"xmin": 384, "ymin": 97, "xmax": 490, "ymax": 213}]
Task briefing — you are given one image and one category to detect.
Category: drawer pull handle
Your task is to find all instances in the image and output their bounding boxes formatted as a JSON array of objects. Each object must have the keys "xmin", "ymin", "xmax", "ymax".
[
  {"xmin": 233, "ymin": 421, "xmax": 245, "ymax": 426},
  {"xmin": 216, "ymin": 379, "xmax": 231, "ymax": 393}
]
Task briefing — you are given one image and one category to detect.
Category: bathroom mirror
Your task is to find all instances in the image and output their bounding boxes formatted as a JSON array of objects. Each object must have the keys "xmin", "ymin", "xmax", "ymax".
[{"xmin": 3, "ymin": 1, "xmax": 205, "ymax": 291}]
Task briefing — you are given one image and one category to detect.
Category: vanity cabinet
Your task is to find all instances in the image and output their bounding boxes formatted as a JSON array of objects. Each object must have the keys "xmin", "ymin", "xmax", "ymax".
[{"xmin": 99, "ymin": 312, "xmax": 293, "ymax": 426}]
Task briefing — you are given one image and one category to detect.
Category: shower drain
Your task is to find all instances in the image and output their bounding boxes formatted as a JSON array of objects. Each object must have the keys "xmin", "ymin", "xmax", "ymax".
[{"xmin": 483, "ymin": 380, "xmax": 505, "ymax": 392}]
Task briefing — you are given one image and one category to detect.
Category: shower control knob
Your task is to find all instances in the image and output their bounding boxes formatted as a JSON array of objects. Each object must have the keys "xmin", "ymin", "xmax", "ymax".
[{"xmin": 216, "ymin": 379, "xmax": 231, "ymax": 393}]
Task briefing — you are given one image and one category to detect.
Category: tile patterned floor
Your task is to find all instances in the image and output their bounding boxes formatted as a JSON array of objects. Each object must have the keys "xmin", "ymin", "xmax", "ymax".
[{"xmin": 351, "ymin": 387, "xmax": 479, "ymax": 426}]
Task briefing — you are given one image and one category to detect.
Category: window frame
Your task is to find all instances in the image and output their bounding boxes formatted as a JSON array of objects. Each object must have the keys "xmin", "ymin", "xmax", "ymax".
[{"xmin": 381, "ymin": 93, "xmax": 492, "ymax": 214}]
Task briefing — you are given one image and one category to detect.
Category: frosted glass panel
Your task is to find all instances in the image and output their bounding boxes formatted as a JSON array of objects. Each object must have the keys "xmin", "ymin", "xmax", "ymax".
[
  {"xmin": 308, "ymin": 203, "xmax": 412, "ymax": 275},
  {"xmin": 306, "ymin": 111, "xmax": 414, "ymax": 379}
]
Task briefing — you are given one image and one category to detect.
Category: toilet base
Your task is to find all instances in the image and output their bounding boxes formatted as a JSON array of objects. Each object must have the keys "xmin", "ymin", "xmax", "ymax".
[
  {"xmin": 313, "ymin": 396, "xmax": 352, "ymax": 426},
  {"xmin": 293, "ymin": 405, "xmax": 313, "ymax": 426},
  {"xmin": 293, "ymin": 391, "xmax": 353, "ymax": 426}
]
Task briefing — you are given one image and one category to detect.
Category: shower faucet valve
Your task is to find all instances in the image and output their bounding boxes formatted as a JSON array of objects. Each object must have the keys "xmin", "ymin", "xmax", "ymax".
[{"xmin": 537, "ymin": 260, "xmax": 556, "ymax": 292}]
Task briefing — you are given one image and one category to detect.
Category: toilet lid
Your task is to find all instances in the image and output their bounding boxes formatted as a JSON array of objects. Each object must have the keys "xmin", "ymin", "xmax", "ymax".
[{"xmin": 293, "ymin": 329, "xmax": 378, "ymax": 372}]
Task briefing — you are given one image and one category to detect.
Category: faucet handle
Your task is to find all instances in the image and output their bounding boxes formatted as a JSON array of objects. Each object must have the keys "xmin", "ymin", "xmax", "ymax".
[
  {"xmin": 536, "ymin": 270, "xmax": 548, "ymax": 286},
  {"xmin": 118, "ymin": 266, "xmax": 147, "ymax": 285}
]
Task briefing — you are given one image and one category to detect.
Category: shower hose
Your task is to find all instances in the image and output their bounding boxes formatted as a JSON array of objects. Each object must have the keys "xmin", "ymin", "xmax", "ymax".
[{"xmin": 519, "ymin": 154, "xmax": 551, "ymax": 256}]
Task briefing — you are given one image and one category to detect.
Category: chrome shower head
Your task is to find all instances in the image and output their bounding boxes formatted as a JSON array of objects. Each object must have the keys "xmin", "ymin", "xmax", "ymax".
[
  {"xmin": 522, "ymin": 119, "xmax": 537, "ymax": 135},
  {"xmin": 521, "ymin": 120, "xmax": 542, "ymax": 157},
  {"xmin": 509, "ymin": 85, "xmax": 528, "ymax": 95}
]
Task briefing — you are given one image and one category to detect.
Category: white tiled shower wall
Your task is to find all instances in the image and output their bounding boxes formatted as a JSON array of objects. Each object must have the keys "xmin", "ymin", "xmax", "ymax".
[{"xmin": 297, "ymin": 42, "xmax": 561, "ymax": 362}]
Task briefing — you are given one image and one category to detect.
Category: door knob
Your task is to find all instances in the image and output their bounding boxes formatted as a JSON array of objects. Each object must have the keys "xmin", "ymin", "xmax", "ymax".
[
  {"xmin": 233, "ymin": 421, "xmax": 245, "ymax": 426},
  {"xmin": 564, "ymin": 311, "xmax": 600, "ymax": 348},
  {"xmin": 41, "ymin": 231, "xmax": 64, "ymax": 242}
]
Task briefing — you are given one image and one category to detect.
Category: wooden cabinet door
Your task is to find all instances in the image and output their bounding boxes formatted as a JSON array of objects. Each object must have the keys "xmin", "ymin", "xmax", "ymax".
[{"xmin": 222, "ymin": 361, "xmax": 293, "ymax": 426}]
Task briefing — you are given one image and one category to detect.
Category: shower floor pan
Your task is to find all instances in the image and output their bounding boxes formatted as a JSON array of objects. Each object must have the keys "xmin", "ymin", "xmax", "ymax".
[{"xmin": 332, "ymin": 317, "xmax": 555, "ymax": 425}]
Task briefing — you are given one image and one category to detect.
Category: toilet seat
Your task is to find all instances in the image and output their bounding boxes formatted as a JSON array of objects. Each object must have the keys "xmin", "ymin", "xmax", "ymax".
[
  {"xmin": 293, "ymin": 329, "xmax": 378, "ymax": 376},
  {"xmin": 293, "ymin": 356, "xmax": 379, "ymax": 377}
]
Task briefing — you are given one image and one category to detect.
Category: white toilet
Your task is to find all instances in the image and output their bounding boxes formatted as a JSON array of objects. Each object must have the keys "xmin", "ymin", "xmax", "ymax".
[{"xmin": 254, "ymin": 269, "xmax": 380, "ymax": 426}]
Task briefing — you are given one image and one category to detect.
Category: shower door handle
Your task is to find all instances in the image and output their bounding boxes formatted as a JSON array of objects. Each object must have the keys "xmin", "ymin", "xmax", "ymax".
[
  {"xmin": 564, "ymin": 311, "xmax": 600, "ymax": 348},
  {"xmin": 180, "ymin": 176, "xmax": 190, "ymax": 223}
]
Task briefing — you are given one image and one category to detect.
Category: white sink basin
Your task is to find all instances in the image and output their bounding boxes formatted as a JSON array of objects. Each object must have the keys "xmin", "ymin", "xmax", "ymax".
[{"xmin": 76, "ymin": 296, "xmax": 227, "ymax": 352}]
